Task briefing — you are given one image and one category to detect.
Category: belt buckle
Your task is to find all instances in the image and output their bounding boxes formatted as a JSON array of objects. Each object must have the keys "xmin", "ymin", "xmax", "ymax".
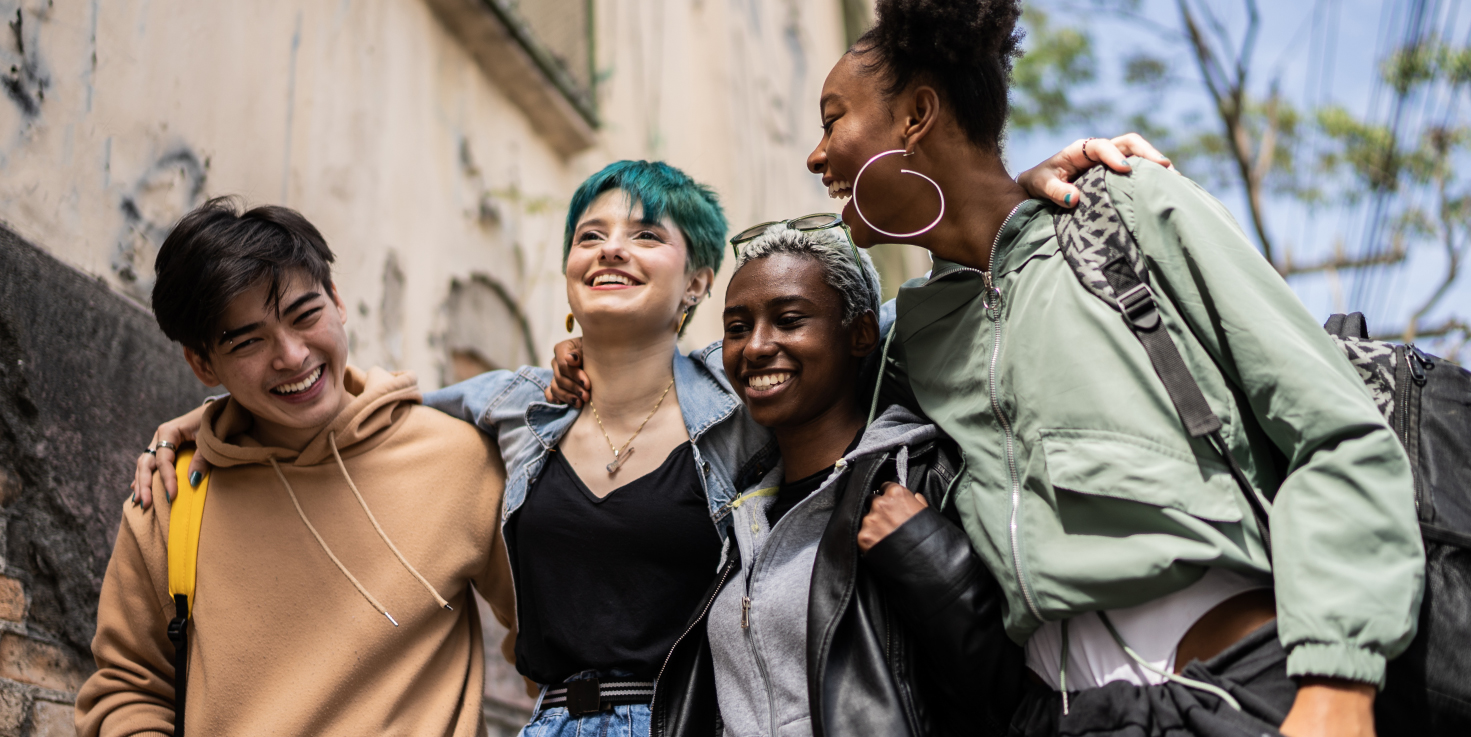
[{"xmin": 565, "ymin": 678, "xmax": 601, "ymax": 716}]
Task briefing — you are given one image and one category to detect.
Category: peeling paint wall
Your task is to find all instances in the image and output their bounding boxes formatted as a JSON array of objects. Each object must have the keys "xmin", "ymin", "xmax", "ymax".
[
  {"xmin": 0, "ymin": 0, "xmax": 874, "ymax": 731},
  {"xmin": 0, "ymin": 0, "xmax": 873, "ymax": 380}
]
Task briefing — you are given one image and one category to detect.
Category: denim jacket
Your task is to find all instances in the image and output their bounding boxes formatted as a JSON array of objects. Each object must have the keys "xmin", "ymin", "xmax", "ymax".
[{"xmin": 423, "ymin": 344, "xmax": 778, "ymax": 547}]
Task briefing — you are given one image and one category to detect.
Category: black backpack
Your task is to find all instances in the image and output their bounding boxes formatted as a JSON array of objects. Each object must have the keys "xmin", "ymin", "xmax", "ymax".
[
  {"xmin": 1055, "ymin": 166, "xmax": 1471, "ymax": 734},
  {"xmin": 1322, "ymin": 313, "xmax": 1471, "ymax": 734}
]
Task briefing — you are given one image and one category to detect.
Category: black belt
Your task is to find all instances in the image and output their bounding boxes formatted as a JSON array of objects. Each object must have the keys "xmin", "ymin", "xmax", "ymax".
[{"xmin": 541, "ymin": 677, "xmax": 655, "ymax": 716}]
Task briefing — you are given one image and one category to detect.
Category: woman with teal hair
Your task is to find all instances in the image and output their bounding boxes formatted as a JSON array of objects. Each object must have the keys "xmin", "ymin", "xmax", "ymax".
[{"xmin": 132, "ymin": 147, "xmax": 1160, "ymax": 736}]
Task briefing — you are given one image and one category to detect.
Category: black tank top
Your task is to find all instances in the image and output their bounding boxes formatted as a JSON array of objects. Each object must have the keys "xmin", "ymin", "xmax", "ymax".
[{"xmin": 508, "ymin": 442, "xmax": 721, "ymax": 684}]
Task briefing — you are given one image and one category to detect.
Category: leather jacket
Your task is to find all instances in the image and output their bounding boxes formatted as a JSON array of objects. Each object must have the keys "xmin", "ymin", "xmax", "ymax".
[{"xmin": 651, "ymin": 434, "xmax": 1024, "ymax": 736}]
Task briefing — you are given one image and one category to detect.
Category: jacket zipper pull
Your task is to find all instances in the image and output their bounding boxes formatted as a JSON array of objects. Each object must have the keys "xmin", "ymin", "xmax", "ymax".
[
  {"xmin": 981, "ymin": 270, "xmax": 1003, "ymax": 316},
  {"xmin": 741, "ymin": 596, "xmax": 751, "ymax": 629}
]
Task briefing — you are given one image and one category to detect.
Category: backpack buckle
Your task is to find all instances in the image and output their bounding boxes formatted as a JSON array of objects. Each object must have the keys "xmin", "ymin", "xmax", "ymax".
[
  {"xmin": 1116, "ymin": 283, "xmax": 1161, "ymax": 330},
  {"xmin": 167, "ymin": 616, "xmax": 187, "ymax": 644}
]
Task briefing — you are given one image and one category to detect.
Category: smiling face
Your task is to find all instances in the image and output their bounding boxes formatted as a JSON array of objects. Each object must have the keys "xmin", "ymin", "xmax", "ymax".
[
  {"xmin": 565, "ymin": 189, "xmax": 713, "ymax": 339},
  {"xmin": 184, "ymin": 270, "xmax": 351, "ymax": 449},
  {"xmin": 807, "ymin": 52, "xmax": 943, "ymax": 249},
  {"xmin": 722, "ymin": 253, "xmax": 878, "ymax": 430}
]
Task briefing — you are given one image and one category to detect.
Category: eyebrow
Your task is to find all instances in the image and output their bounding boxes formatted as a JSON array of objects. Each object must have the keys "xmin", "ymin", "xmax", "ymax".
[
  {"xmin": 819, "ymin": 93, "xmax": 841, "ymax": 111},
  {"xmin": 215, "ymin": 292, "xmax": 322, "ymax": 347},
  {"xmin": 281, "ymin": 291, "xmax": 322, "ymax": 317},
  {"xmin": 723, "ymin": 295, "xmax": 813, "ymax": 316},
  {"xmin": 218, "ymin": 322, "xmax": 261, "ymax": 346}
]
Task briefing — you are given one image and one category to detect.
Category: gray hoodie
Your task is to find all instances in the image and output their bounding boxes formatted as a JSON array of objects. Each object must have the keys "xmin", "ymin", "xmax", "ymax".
[{"xmin": 706, "ymin": 405, "xmax": 939, "ymax": 737}]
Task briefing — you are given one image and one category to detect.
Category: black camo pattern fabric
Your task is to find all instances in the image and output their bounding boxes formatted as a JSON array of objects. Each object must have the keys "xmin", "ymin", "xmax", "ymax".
[
  {"xmin": 1053, "ymin": 166, "xmax": 1150, "ymax": 311},
  {"xmin": 1328, "ymin": 336, "xmax": 1397, "ymax": 422}
]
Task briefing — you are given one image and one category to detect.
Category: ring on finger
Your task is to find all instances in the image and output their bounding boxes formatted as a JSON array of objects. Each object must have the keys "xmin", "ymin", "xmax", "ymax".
[
  {"xmin": 1081, "ymin": 137, "xmax": 1100, "ymax": 162},
  {"xmin": 143, "ymin": 447, "xmax": 157, "ymax": 456},
  {"xmin": 155, "ymin": 440, "xmax": 178, "ymax": 452}
]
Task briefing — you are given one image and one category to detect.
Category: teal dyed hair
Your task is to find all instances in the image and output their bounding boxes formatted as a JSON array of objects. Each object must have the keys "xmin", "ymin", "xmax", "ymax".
[{"xmin": 563, "ymin": 160, "xmax": 727, "ymax": 274}]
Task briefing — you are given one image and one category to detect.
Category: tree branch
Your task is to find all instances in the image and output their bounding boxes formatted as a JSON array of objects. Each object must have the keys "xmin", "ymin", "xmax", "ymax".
[
  {"xmin": 1403, "ymin": 149, "xmax": 1466, "ymax": 342},
  {"xmin": 1176, "ymin": 0, "xmax": 1276, "ymax": 264},
  {"xmin": 1279, "ymin": 238, "xmax": 1408, "ymax": 276}
]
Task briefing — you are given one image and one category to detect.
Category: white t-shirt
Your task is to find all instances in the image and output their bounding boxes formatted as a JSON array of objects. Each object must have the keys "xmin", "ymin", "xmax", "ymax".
[{"xmin": 1026, "ymin": 567, "xmax": 1271, "ymax": 690}]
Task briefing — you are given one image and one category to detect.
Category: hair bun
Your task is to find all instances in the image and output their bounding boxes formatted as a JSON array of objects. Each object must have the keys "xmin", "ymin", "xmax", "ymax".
[
  {"xmin": 857, "ymin": 0, "xmax": 1024, "ymax": 150},
  {"xmin": 874, "ymin": 0, "xmax": 1022, "ymax": 68}
]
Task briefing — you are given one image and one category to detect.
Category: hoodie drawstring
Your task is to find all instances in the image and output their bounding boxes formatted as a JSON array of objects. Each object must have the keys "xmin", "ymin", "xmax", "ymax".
[
  {"xmin": 268, "ymin": 433, "xmax": 455, "ymax": 627},
  {"xmin": 1059, "ymin": 619, "xmax": 1070, "ymax": 715},
  {"xmin": 328, "ymin": 433, "xmax": 452, "ymax": 611},
  {"xmin": 1056, "ymin": 613, "xmax": 1242, "ymax": 718},
  {"xmin": 270, "ymin": 456, "xmax": 400, "ymax": 627},
  {"xmin": 894, "ymin": 445, "xmax": 910, "ymax": 488},
  {"xmin": 1096, "ymin": 612, "xmax": 1242, "ymax": 711}
]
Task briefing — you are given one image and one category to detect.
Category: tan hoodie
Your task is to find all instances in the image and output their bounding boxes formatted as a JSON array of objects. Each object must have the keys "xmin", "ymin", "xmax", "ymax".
[{"xmin": 76, "ymin": 366, "xmax": 516, "ymax": 737}]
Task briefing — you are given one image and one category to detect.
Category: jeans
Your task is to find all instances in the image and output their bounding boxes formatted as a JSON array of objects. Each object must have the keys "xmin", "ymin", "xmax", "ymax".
[{"xmin": 519, "ymin": 704, "xmax": 652, "ymax": 737}]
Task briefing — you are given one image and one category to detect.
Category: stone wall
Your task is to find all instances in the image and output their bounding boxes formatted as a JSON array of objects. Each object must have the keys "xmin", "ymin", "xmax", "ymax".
[{"xmin": 0, "ymin": 223, "xmax": 212, "ymax": 734}]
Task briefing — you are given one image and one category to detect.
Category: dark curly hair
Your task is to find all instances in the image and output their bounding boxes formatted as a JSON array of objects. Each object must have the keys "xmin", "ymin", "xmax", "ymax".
[{"xmin": 853, "ymin": 0, "xmax": 1024, "ymax": 152}]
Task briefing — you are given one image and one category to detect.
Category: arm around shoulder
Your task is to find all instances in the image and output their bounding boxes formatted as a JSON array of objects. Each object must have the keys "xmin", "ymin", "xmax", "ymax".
[
  {"xmin": 422, "ymin": 369, "xmax": 522, "ymax": 426},
  {"xmin": 75, "ymin": 481, "xmax": 180, "ymax": 736}
]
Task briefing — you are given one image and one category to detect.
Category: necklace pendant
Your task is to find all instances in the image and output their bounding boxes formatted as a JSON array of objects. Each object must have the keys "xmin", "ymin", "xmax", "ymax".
[{"xmin": 606, "ymin": 445, "xmax": 635, "ymax": 474}]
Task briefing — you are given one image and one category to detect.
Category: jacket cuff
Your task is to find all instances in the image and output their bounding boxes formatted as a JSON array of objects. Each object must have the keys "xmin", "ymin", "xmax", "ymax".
[{"xmin": 1285, "ymin": 643, "xmax": 1386, "ymax": 689}]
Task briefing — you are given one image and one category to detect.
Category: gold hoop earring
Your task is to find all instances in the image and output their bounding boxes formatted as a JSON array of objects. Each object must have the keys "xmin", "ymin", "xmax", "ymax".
[{"xmin": 566, "ymin": 313, "xmax": 575, "ymax": 333}]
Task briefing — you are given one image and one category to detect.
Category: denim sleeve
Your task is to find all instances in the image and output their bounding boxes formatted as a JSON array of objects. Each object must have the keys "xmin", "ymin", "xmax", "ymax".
[{"xmin": 422, "ymin": 370, "xmax": 520, "ymax": 426}]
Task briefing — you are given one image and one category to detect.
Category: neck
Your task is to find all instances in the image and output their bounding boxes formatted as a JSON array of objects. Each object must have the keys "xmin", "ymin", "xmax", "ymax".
[
  {"xmin": 250, "ymin": 391, "xmax": 351, "ymax": 452},
  {"xmin": 916, "ymin": 150, "xmax": 1029, "ymax": 271},
  {"xmin": 580, "ymin": 330, "xmax": 679, "ymax": 416},
  {"xmin": 773, "ymin": 396, "xmax": 866, "ymax": 482}
]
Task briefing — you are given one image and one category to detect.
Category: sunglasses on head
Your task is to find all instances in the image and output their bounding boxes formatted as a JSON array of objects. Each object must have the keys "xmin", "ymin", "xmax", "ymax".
[{"xmin": 729, "ymin": 213, "xmax": 861, "ymax": 264}]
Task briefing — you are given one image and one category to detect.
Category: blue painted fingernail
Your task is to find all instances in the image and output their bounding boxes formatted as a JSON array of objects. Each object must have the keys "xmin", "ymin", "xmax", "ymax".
[
  {"xmin": 190, "ymin": 471, "xmax": 203, "ymax": 488},
  {"xmin": 1064, "ymin": 193, "xmax": 1072, "ymax": 205}
]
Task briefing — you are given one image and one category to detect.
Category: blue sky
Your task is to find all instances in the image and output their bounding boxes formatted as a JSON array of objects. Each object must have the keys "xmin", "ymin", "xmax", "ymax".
[{"xmin": 1007, "ymin": 0, "xmax": 1469, "ymax": 358}]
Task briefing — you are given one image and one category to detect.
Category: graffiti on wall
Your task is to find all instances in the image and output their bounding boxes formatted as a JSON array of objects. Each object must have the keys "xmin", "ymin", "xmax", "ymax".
[{"xmin": 111, "ymin": 148, "xmax": 208, "ymax": 302}]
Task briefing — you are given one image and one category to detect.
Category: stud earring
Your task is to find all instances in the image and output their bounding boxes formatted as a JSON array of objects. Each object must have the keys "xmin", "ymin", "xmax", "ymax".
[{"xmin": 566, "ymin": 313, "xmax": 575, "ymax": 333}]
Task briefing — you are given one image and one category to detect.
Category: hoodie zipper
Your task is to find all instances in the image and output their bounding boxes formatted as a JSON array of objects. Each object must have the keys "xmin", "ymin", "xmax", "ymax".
[
  {"xmin": 740, "ymin": 512, "xmax": 783, "ymax": 737},
  {"xmin": 983, "ymin": 205, "xmax": 1043, "ymax": 623}
]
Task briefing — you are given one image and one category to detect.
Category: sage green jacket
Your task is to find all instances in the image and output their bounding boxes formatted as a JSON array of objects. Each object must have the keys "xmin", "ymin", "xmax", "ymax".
[{"xmin": 886, "ymin": 160, "xmax": 1423, "ymax": 687}]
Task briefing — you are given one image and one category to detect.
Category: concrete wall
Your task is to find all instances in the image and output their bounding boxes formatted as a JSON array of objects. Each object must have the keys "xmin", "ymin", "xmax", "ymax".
[
  {"xmin": 0, "ymin": 0, "xmax": 914, "ymax": 732},
  {"xmin": 0, "ymin": 225, "xmax": 213, "ymax": 736}
]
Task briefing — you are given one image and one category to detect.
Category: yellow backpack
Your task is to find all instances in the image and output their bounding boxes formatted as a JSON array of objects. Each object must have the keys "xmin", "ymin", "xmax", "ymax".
[{"xmin": 166, "ymin": 448, "xmax": 209, "ymax": 736}]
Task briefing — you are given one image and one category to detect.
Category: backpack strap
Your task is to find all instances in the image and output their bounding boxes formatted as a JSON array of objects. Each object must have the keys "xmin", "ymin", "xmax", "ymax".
[
  {"xmin": 1054, "ymin": 167, "xmax": 1274, "ymax": 557},
  {"xmin": 167, "ymin": 449, "xmax": 209, "ymax": 737}
]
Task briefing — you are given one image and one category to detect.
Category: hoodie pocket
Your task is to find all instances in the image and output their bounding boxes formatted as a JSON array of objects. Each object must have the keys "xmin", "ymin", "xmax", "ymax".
[{"xmin": 1040, "ymin": 429, "xmax": 1243, "ymax": 523}]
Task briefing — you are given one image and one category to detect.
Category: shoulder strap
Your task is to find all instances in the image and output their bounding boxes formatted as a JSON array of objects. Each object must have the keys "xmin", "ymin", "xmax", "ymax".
[
  {"xmin": 1054, "ymin": 167, "xmax": 1274, "ymax": 557},
  {"xmin": 168, "ymin": 449, "xmax": 209, "ymax": 615},
  {"xmin": 166, "ymin": 448, "xmax": 208, "ymax": 736}
]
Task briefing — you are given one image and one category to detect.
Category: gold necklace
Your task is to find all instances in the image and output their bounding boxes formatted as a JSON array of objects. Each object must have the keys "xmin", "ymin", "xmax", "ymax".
[{"xmin": 590, "ymin": 378, "xmax": 675, "ymax": 474}]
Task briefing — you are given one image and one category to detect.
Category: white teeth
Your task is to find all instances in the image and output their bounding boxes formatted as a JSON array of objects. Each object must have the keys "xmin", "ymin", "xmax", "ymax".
[
  {"xmin": 273, "ymin": 366, "xmax": 322, "ymax": 395},
  {"xmin": 592, "ymin": 273, "xmax": 635, "ymax": 287},
  {"xmin": 827, "ymin": 180, "xmax": 852, "ymax": 200},
  {"xmin": 746, "ymin": 372, "xmax": 793, "ymax": 390}
]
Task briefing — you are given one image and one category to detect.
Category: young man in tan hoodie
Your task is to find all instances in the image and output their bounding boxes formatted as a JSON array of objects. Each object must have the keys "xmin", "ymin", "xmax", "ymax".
[{"xmin": 76, "ymin": 198, "xmax": 516, "ymax": 736}]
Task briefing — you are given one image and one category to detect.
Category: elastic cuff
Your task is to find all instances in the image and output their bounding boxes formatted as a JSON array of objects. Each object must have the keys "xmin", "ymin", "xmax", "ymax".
[{"xmin": 1286, "ymin": 643, "xmax": 1386, "ymax": 690}]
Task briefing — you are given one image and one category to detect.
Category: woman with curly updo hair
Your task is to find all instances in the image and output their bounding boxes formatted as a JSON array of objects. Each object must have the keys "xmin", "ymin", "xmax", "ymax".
[{"xmin": 807, "ymin": 2, "xmax": 1424, "ymax": 737}]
